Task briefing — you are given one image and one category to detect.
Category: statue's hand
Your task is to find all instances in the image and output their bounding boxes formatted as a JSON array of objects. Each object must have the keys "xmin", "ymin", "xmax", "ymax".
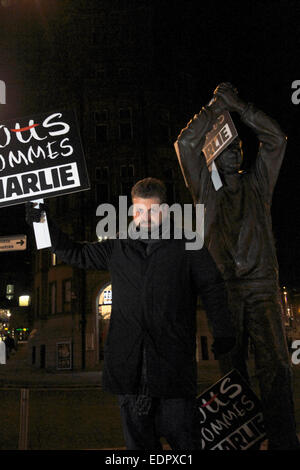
[
  {"xmin": 207, "ymin": 94, "xmax": 227, "ymax": 117},
  {"xmin": 213, "ymin": 82, "xmax": 247, "ymax": 114}
]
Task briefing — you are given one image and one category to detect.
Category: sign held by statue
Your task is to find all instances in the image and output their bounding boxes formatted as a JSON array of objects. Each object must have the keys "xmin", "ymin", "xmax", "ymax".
[
  {"xmin": 201, "ymin": 111, "xmax": 238, "ymax": 191},
  {"xmin": 203, "ymin": 111, "xmax": 238, "ymax": 165},
  {"xmin": 196, "ymin": 369, "xmax": 266, "ymax": 450}
]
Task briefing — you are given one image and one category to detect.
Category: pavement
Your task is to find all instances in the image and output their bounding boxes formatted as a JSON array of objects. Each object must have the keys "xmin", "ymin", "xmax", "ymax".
[
  {"xmin": 1, "ymin": 342, "xmax": 300, "ymax": 451},
  {"xmin": 0, "ymin": 342, "xmax": 103, "ymax": 388}
]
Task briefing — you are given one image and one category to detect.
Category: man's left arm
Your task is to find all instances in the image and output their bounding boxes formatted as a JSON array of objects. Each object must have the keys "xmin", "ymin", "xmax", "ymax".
[{"xmin": 190, "ymin": 246, "xmax": 236, "ymax": 357}]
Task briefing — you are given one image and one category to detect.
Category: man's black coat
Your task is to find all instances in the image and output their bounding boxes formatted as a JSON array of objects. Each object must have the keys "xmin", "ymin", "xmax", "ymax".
[{"xmin": 49, "ymin": 222, "xmax": 235, "ymax": 398}]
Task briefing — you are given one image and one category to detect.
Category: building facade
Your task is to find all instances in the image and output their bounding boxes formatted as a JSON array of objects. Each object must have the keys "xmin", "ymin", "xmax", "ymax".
[
  {"xmin": 25, "ymin": 1, "xmax": 208, "ymax": 370},
  {"xmin": 23, "ymin": 1, "xmax": 299, "ymax": 372}
]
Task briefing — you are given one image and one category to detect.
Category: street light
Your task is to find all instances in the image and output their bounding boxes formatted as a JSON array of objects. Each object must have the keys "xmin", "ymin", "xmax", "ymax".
[{"xmin": 19, "ymin": 295, "xmax": 30, "ymax": 307}]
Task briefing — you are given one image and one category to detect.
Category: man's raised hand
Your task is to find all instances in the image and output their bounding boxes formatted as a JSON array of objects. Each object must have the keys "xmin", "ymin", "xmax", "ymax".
[{"xmin": 25, "ymin": 201, "xmax": 46, "ymax": 224}]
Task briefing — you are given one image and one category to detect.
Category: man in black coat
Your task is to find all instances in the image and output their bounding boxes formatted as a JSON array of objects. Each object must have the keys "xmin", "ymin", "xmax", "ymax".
[
  {"xmin": 26, "ymin": 177, "xmax": 235, "ymax": 450},
  {"xmin": 175, "ymin": 83, "xmax": 299, "ymax": 450}
]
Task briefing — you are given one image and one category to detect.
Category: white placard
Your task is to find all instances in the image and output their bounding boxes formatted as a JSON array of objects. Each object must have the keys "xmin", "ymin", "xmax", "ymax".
[
  {"xmin": 0, "ymin": 341, "xmax": 6, "ymax": 365},
  {"xmin": 209, "ymin": 161, "xmax": 223, "ymax": 191},
  {"xmin": 31, "ymin": 198, "xmax": 52, "ymax": 249}
]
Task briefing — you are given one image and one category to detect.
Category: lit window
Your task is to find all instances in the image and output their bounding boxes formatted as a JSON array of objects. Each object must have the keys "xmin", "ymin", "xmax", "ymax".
[
  {"xmin": 6, "ymin": 284, "xmax": 14, "ymax": 300},
  {"xmin": 19, "ymin": 295, "xmax": 30, "ymax": 307},
  {"xmin": 98, "ymin": 284, "xmax": 112, "ymax": 320}
]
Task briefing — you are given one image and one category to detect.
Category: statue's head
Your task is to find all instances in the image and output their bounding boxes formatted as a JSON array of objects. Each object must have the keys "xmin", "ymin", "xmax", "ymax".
[{"xmin": 215, "ymin": 137, "xmax": 243, "ymax": 174}]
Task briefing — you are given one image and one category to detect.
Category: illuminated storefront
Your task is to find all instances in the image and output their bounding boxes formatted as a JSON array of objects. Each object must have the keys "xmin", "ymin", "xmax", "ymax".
[{"xmin": 96, "ymin": 283, "xmax": 112, "ymax": 361}]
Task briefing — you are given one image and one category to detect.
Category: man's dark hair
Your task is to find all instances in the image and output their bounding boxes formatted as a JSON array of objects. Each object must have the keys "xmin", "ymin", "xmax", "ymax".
[{"xmin": 131, "ymin": 177, "xmax": 167, "ymax": 203}]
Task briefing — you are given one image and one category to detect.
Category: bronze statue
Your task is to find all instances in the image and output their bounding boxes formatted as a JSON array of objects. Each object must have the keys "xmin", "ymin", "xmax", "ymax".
[{"xmin": 175, "ymin": 82, "xmax": 299, "ymax": 450}]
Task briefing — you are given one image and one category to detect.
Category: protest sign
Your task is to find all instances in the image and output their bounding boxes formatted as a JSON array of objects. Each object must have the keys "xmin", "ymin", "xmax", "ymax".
[
  {"xmin": 174, "ymin": 111, "xmax": 238, "ymax": 192},
  {"xmin": 201, "ymin": 111, "xmax": 238, "ymax": 191},
  {"xmin": 203, "ymin": 111, "xmax": 238, "ymax": 166},
  {"xmin": 0, "ymin": 109, "xmax": 90, "ymax": 208},
  {"xmin": 196, "ymin": 369, "xmax": 266, "ymax": 450}
]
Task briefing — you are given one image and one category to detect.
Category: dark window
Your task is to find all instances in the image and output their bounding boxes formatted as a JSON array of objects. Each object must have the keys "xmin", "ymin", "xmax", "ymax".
[
  {"xmin": 127, "ymin": 165, "xmax": 134, "ymax": 177},
  {"xmin": 118, "ymin": 68, "xmax": 130, "ymax": 82},
  {"xmin": 91, "ymin": 28, "xmax": 108, "ymax": 47},
  {"xmin": 95, "ymin": 110, "xmax": 108, "ymax": 122},
  {"xmin": 163, "ymin": 168, "xmax": 175, "ymax": 203},
  {"xmin": 62, "ymin": 279, "xmax": 72, "ymax": 313},
  {"xmin": 120, "ymin": 165, "xmax": 127, "ymax": 178},
  {"xmin": 32, "ymin": 346, "xmax": 36, "ymax": 365},
  {"xmin": 157, "ymin": 125, "xmax": 170, "ymax": 143},
  {"xmin": 35, "ymin": 252, "xmax": 40, "ymax": 271},
  {"xmin": 119, "ymin": 108, "xmax": 131, "ymax": 120},
  {"xmin": 96, "ymin": 182, "xmax": 109, "ymax": 202},
  {"xmin": 35, "ymin": 287, "xmax": 40, "ymax": 318},
  {"xmin": 119, "ymin": 108, "xmax": 132, "ymax": 140},
  {"xmin": 56, "ymin": 196, "xmax": 68, "ymax": 214},
  {"xmin": 200, "ymin": 336, "xmax": 209, "ymax": 360},
  {"xmin": 156, "ymin": 109, "xmax": 171, "ymax": 143},
  {"xmin": 120, "ymin": 182, "xmax": 133, "ymax": 198},
  {"xmin": 163, "ymin": 168, "xmax": 173, "ymax": 179},
  {"xmin": 40, "ymin": 345, "xmax": 46, "ymax": 369},
  {"xmin": 95, "ymin": 166, "xmax": 110, "ymax": 203},
  {"xmin": 95, "ymin": 67, "xmax": 106, "ymax": 81},
  {"xmin": 95, "ymin": 124, "xmax": 108, "ymax": 142},
  {"xmin": 120, "ymin": 164, "xmax": 135, "ymax": 197},
  {"xmin": 120, "ymin": 164, "xmax": 135, "ymax": 178},
  {"xmin": 95, "ymin": 166, "xmax": 109, "ymax": 180},
  {"xmin": 166, "ymin": 182, "xmax": 175, "ymax": 204},
  {"xmin": 119, "ymin": 122, "xmax": 132, "ymax": 140},
  {"xmin": 48, "ymin": 282, "xmax": 57, "ymax": 315}
]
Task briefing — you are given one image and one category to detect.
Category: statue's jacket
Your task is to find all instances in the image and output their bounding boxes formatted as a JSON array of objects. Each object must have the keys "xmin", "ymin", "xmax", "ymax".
[{"xmin": 175, "ymin": 103, "xmax": 287, "ymax": 282}]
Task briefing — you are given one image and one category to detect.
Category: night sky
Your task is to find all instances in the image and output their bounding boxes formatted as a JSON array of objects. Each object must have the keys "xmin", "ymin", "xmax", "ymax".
[{"xmin": 0, "ymin": 0, "xmax": 299, "ymax": 287}]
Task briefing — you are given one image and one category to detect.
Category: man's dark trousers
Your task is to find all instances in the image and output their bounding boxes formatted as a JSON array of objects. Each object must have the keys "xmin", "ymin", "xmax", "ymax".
[{"xmin": 118, "ymin": 394, "xmax": 200, "ymax": 450}]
